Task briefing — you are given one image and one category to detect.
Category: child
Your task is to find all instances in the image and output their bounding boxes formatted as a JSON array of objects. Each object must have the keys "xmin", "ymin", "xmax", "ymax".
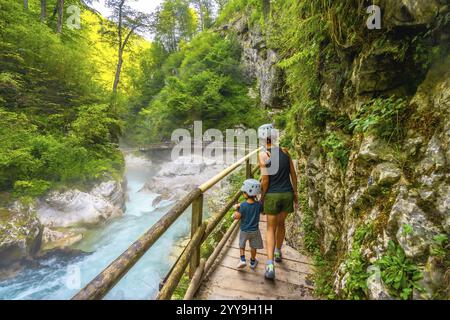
[{"xmin": 232, "ymin": 179, "xmax": 264, "ymax": 270}]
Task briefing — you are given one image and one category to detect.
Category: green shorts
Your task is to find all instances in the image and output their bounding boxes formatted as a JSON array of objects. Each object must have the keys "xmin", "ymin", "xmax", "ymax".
[{"xmin": 263, "ymin": 192, "xmax": 294, "ymax": 215}]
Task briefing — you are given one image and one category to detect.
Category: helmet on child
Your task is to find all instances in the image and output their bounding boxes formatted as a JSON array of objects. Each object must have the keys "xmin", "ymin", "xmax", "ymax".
[
  {"xmin": 241, "ymin": 179, "xmax": 261, "ymax": 197},
  {"xmin": 258, "ymin": 123, "xmax": 276, "ymax": 140}
]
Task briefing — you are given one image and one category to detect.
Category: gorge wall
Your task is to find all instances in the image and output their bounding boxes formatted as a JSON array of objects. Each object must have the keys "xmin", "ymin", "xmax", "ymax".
[{"xmin": 226, "ymin": 1, "xmax": 449, "ymax": 299}]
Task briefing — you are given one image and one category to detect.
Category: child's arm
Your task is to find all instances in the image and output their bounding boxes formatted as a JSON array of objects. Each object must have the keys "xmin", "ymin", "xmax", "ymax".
[{"xmin": 232, "ymin": 203, "xmax": 242, "ymax": 220}]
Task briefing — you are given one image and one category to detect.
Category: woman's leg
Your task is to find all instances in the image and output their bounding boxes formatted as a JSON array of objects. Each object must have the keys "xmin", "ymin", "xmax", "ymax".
[
  {"xmin": 275, "ymin": 212, "xmax": 288, "ymax": 250},
  {"xmin": 266, "ymin": 214, "xmax": 278, "ymax": 262}
]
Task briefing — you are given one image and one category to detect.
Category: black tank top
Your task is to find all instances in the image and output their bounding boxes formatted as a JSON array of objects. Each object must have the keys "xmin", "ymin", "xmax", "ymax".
[{"xmin": 266, "ymin": 147, "xmax": 293, "ymax": 193}]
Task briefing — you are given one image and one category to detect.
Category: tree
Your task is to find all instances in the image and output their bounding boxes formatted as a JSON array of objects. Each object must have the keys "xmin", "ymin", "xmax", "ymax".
[
  {"xmin": 57, "ymin": 0, "xmax": 64, "ymax": 33},
  {"xmin": 24, "ymin": 0, "xmax": 28, "ymax": 10},
  {"xmin": 40, "ymin": 0, "xmax": 46, "ymax": 22},
  {"xmin": 214, "ymin": 0, "xmax": 228, "ymax": 12},
  {"xmin": 152, "ymin": 0, "xmax": 197, "ymax": 53},
  {"xmin": 105, "ymin": 0, "xmax": 151, "ymax": 94},
  {"xmin": 190, "ymin": 0, "xmax": 213, "ymax": 31},
  {"xmin": 261, "ymin": 0, "xmax": 270, "ymax": 20}
]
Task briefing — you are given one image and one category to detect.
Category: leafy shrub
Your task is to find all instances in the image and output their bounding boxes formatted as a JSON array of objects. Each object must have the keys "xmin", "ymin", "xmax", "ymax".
[
  {"xmin": 13, "ymin": 180, "xmax": 51, "ymax": 198},
  {"xmin": 320, "ymin": 133, "xmax": 349, "ymax": 169},
  {"xmin": 342, "ymin": 224, "xmax": 373, "ymax": 299},
  {"xmin": 349, "ymin": 97, "xmax": 409, "ymax": 142},
  {"xmin": 430, "ymin": 234, "xmax": 448, "ymax": 259},
  {"xmin": 375, "ymin": 240, "xmax": 423, "ymax": 300},
  {"xmin": 136, "ymin": 32, "xmax": 267, "ymax": 142}
]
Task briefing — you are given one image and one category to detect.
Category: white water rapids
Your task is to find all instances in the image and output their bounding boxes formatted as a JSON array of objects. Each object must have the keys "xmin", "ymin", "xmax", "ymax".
[{"xmin": 0, "ymin": 151, "xmax": 229, "ymax": 300}]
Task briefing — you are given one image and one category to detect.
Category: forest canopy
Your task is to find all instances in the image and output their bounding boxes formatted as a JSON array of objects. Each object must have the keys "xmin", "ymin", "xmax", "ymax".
[{"xmin": 0, "ymin": 0, "xmax": 268, "ymax": 199}]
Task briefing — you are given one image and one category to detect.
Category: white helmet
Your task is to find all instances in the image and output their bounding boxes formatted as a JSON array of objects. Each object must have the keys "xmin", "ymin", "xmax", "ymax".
[
  {"xmin": 241, "ymin": 179, "xmax": 261, "ymax": 197},
  {"xmin": 258, "ymin": 123, "xmax": 275, "ymax": 140}
]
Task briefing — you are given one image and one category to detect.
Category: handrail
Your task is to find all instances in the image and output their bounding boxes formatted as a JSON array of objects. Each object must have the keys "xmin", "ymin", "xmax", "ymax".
[
  {"xmin": 199, "ymin": 148, "xmax": 260, "ymax": 192},
  {"xmin": 72, "ymin": 147, "xmax": 262, "ymax": 300}
]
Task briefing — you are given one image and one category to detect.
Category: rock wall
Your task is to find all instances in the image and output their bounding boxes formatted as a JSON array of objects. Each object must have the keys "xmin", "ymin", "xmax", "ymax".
[
  {"xmin": 227, "ymin": 1, "xmax": 449, "ymax": 299},
  {"xmin": 218, "ymin": 17, "xmax": 284, "ymax": 109},
  {"xmin": 289, "ymin": 2, "xmax": 449, "ymax": 299}
]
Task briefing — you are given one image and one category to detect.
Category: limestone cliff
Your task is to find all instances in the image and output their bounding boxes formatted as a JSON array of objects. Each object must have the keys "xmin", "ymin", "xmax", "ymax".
[{"xmin": 226, "ymin": 1, "xmax": 449, "ymax": 299}]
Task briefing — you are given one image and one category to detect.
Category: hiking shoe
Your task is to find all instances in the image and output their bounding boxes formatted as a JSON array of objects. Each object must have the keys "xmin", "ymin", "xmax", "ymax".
[
  {"xmin": 265, "ymin": 263, "xmax": 275, "ymax": 280},
  {"xmin": 250, "ymin": 259, "xmax": 259, "ymax": 270},
  {"xmin": 237, "ymin": 259, "xmax": 247, "ymax": 269},
  {"xmin": 274, "ymin": 250, "xmax": 282, "ymax": 263}
]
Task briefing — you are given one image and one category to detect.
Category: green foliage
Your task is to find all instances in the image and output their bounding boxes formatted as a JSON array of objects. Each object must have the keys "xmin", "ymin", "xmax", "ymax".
[
  {"xmin": 13, "ymin": 180, "xmax": 51, "ymax": 198},
  {"xmin": 0, "ymin": 107, "xmax": 123, "ymax": 197},
  {"xmin": 342, "ymin": 224, "xmax": 373, "ymax": 300},
  {"xmin": 216, "ymin": 0, "xmax": 264, "ymax": 27},
  {"xmin": 130, "ymin": 32, "xmax": 267, "ymax": 144},
  {"xmin": 320, "ymin": 133, "xmax": 349, "ymax": 169},
  {"xmin": 154, "ymin": 0, "xmax": 198, "ymax": 53},
  {"xmin": 401, "ymin": 224, "xmax": 413, "ymax": 237},
  {"xmin": 375, "ymin": 240, "xmax": 423, "ymax": 300},
  {"xmin": 0, "ymin": 1, "xmax": 126, "ymax": 198},
  {"xmin": 297, "ymin": 175, "xmax": 336, "ymax": 299},
  {"xmin": 430, "ymin": 234, "xmax": 448, "ymax": 259},
  {"xmin": 349, "ymin": 97, "xmax": 409, "ymax": 142},
  {"xmin": 267, "ymin": 0, "xmax": 365, "ymax": 145}
]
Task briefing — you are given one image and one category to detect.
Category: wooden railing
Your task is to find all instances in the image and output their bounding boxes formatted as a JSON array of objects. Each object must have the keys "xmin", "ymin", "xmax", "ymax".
[{"xmin": 72, "ymin": 148, "xmax": 261, "ymax": 300}]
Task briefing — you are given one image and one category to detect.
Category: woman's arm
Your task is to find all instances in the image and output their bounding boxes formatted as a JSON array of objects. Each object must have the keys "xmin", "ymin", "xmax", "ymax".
[
  {"xmin": 283, "ymin": 148, "xmax": 299, "ymax": 209},
  {"xmin": 258, "ymin": 151, "xmax": 269, "ymax": 201}
]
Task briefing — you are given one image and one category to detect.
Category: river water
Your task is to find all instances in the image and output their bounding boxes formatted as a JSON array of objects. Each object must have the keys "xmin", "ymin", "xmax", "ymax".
[{"xmin": 0, "ymin": 150, "xmax": 223, "ymax": 300}]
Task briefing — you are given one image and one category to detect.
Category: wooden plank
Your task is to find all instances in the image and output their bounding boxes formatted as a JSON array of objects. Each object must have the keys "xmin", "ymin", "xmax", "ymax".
[
  {"xmin": 226, "ymin": 245, "xmax": 313, "ymax": 265},
  {"xmin": 201, "ymin": 286, "xmax": 315, "ymax": 301},
  {"xmin": 200, "ymin": 268, "xmax": 313, "ymax": 299},
  {"xmin": 219, "ymin": 251, "xmax": 313, "ymax": 275},
  {"xmin": 217, "ymin": 258, "xmax": 313, "ymax": 288}
]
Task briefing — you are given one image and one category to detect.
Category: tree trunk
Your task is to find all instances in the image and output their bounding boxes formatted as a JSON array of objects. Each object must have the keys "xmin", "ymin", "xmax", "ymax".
[
  {"xmin": 57, "ymin": 0, "xmax": 64, "ymax": 33},
  {"xmin": 196, "ymin": 1, "xmax": 205, "ymax": 31},
  {"xmin": 24, "ymin": 0, "xmax": 28, "ymax": 10},
  {"xmin": 41, "ymin": 0, "xmax": 47, "ymax": 22},
  {"xmin": 112, "ymin": 52, "xmax": 123, "ymax": 94},
  {"xmin": 261, "ymin": 0, "xmax": 270, "ymax": 20}
]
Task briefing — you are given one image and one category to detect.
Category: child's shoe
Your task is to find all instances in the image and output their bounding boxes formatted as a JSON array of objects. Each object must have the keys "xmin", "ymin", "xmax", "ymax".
[
  {"xmin": 265, "ymin": 262, "xmax": 275, "ymax": 280},
  {"xmin": 274, "ymin": 249, "xmax": 282, "ymax": 263},
  {"xmin": 237, "ymin": 256, "xmax": 247, "ymax": 269},
  {"xmin": 250, "ymin": 259, "xmax": 258, "ymax": 270}
]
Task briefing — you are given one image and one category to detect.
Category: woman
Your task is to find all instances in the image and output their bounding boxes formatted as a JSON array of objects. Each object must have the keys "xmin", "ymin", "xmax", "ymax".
[{"xmin": 258, "ymin": 124, "xmax": 298, "ymax": 280}]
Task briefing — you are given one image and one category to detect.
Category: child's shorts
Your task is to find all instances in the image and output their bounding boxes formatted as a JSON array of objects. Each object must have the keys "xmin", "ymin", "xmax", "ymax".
[{"xmin": 239, "ymin": 230, "xmax": 264, "ymax": 249}]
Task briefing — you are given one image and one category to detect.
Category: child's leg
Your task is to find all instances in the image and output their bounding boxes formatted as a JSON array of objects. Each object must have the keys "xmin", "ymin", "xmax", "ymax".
[
  {"xmin": 250, "ymin": 248, "xmax": 257, "ymax": 260},
  {"xmin": 237, "ymin": 234, "xmax": 247, "ymax": 268}
]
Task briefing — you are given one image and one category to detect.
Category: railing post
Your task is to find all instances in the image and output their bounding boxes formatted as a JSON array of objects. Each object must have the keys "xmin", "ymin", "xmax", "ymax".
[
  {"xmin": 245, "ymin": 145, "xmax": 252, "ymax": 179},
  {"xmin": 245, "ymin": 158, "xmax": 252, "ymax": 179},
  {"xmin": 190, "ymin": 194, "xmax": 203, "ymax": 279}
]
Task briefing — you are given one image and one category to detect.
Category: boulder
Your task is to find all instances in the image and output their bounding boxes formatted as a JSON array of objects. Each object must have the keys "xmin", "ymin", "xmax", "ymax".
[
  {"xmin": 37, "ymin": 180, "xmax": 125, "ymax": 228},
  {"xmin": 366, "ymin": 265, "xmax": 394, "ymax": 300},
  {"xmin": 388, "ymin": 197, "xmax": 439, "ymax": 259},
  {"xmin": 0, "ymin": 205, "xmax": 42, "ymax": 267},
  {"xmin": 371, "ymin": 162, "xmax": 402, "ymax": 186},
  {"xmin": 41, "ymin": 227, "xmax": 83, "ymax": 251},
  {"xmin": 383, "ymin": 0, "xmax": 444, "ymax": 28},
  {"xmin": 351, "ymin": 41, "xmax": 407, "ymax": 94}
]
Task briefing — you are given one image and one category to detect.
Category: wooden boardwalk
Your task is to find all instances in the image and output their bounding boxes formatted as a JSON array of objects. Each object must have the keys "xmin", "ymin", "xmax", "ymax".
[{"xmin": 196, "ymin": 216, "xmax": 316, "ymax": 300}]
